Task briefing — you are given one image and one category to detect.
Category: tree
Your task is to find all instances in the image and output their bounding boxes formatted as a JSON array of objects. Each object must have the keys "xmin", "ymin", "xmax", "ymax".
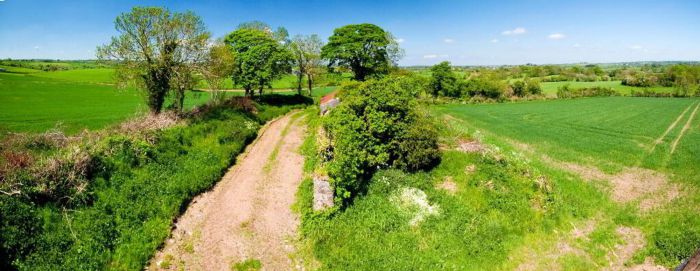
[
  {"xmin": 429, "ymin": 61, "xmax": 459, "ymax": 97},
  {"xmin": 526, "ymin": 78, "xmax": 542, "ymax": 95},
  {"xmin": 237, "ymin": 21, "xmax": 290, "ymax": 44},
  {"xmin": 97, "ymin": 7, "xmax": 210, "ymax": 113},
  {"xmin": 511, "ymin": 80, "xmax": 526, "ymax": 96},
  {"xmin": 224, "ymin": 28, "xmax": 293, "ymax": 96},
  {"xmin": 290, "ymin": 34, "xmax": 324, "ymax": 95},
  {"xmin": 199, "ymin": 42, "xmax": 235, "ymax": 102},
  {"xmin": 321, "ymin": 24, "xmax": 403, "ymax": 81}
]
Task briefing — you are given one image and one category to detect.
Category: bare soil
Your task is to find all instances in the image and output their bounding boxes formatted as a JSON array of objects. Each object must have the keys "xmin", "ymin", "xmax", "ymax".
[{"xmin": 149, "ymin": 111, "xmax": 306, "ymax": 271}]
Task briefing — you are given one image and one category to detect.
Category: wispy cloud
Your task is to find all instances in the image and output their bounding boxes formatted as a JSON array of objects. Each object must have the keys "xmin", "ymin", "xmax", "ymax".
[
  {"xmin": 573, "ymin": 43, "xmax": 581, "ymax": 48},
  {"xmin": 502, "ymin": 27, "xmax": 526, "ymax": 35},
  {"xmin": 33, "ymin": 45, "xmax": 40, "ymax": 49},
  {"xmin": 423, "ymin": 54, "xmax": 448, "ymax": 59},
  {"xmin": 548, "ymin": 33, "xmax": 566, "ymax": 40},
  {"xmin": 395, "ymin": 38, "xmax": 405, "ymax": 43},
  {"xmin": 490, "ymin": 39, "xmax": 499, "ymax": 43},
  {"xmin": 443, "ymin": 38, "xmax": 454, "ymax": 43},
  {"xmin": 629, "ymin": 45, "xmax": 643, "ymax": 50}
]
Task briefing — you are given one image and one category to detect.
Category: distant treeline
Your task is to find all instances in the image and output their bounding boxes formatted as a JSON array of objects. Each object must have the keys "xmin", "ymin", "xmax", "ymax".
[{"xmin": 0, "ymin": 59, "xmax": 112, "ymax": 71}]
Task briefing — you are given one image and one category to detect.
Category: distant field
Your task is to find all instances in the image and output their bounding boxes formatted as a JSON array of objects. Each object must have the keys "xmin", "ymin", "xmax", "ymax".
[{"xmin": 541, "ymin": 80, "xmax": 676, "ymax": 97}]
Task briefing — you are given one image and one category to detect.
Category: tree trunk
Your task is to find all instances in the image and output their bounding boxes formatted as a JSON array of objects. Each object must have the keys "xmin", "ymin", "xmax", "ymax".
[
  {"xmin": 307, "ymin": 74, "xmax": 313, "ymax": 95},
  {"xmin": 297, "ymin": 71, "xmax": 303, "ymax": 95},
  {"xmin": 175, "ymin": 86, "xmax": 185, "ymax": 112}
]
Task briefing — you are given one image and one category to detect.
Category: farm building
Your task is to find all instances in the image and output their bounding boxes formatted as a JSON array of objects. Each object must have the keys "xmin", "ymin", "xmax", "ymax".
[{"xmin": 319, "ymin": 91, "xmax": 339, "ymax": 114}]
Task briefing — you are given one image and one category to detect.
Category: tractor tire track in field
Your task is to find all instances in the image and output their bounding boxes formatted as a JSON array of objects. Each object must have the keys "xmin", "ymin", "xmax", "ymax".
[
  {"xmin": 649, "ymin": 101, "xmax": 697, "ymax": 153},
  {"xmin": 670, "ymin": 102, "xmax": 700, "ymax": 154},
  {"xmin": 149, "ymin": 111, "xmax": 306, "ymax": 271}
]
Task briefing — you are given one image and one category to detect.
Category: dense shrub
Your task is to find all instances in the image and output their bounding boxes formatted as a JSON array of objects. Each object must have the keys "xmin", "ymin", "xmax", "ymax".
[
  {"xmin": 510, "ymin": 78, "xmax": 542, "ymax": 97},
  {"xmin": 463, "ymin": 77, "xmax": 507, "ymax": 99},
  {"xmin": 324, "ymin": 76, "xmax": 439, "ymax": 201},
  {"xmin": 557, "ymin": 85, "xmax": 617, "ymax": 98}
]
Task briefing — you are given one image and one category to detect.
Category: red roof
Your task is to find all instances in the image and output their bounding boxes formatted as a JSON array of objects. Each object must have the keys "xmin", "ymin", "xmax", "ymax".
[{"xmin": 320, "ymin": 91, "xmax": 338, "ymax": 105}]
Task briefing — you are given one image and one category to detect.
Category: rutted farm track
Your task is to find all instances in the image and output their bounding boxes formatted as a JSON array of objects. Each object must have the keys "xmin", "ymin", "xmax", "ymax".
[{"xmin": 150, "ymin": 111, "xmax": 307, "ymax": 271}]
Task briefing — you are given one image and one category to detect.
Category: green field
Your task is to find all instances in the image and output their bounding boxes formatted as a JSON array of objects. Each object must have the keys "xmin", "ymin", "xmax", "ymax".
[
  {"xmin": 0, "ymin": 71, "xmax": 214, "ymax": 134},
  {"xmin": 541, "ymin": 80, "xmax": 676, "ymax": 97}
]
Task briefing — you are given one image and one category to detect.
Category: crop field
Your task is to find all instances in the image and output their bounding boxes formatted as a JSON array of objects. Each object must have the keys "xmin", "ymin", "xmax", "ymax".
[
  {"xmin": 427, "ymin": 97, "xmax": 700, "ymax": 268},
  {"xmin": 540, "ymin": 80, "xmax": 676, "ymax": 97}
]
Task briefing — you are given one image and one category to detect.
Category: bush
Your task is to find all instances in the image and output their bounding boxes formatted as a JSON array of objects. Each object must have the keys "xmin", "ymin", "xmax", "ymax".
[
  {"xmin": 464, "ymin": 78, "xmax": 506, "ymax": 99},
  {"xmin": 324, "ymin": 76, "xmax": 439, "ymax": 201},
  {"xmin": 557, "ymin": 85, "xmax": 617, "ymax": 98}
]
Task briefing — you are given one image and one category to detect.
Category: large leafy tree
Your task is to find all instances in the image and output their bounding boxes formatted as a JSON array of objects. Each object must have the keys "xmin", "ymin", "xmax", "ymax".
[
  {"xmin": 429, "ymin": 61, "xmax": 460, "ymax": 97},
  {"xmin": 199, "ymin": 42, "xmax": 235, "ymax": 101},
  {"xmin": 224, "ymin": 28, "xmax": 293, "ymax": 96},
  {"xmin": 321, "ymin": 24, "xmax": 403, "ymax": 81},
  {"xmin": 290, "ymin": 34, "xmax": 324, "ymax": 95},
  {"xmin": 97, "ymin": 6, "xmax": 210, "ymax": 113}
]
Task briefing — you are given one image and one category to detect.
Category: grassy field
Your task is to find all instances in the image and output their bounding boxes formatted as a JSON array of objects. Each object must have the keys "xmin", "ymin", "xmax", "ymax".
[
  {"xmin": 0, "ymin": 66, "xmax": 336, "ymax": 134},
  {"xmin": 541, "ymin": 80, "xmax": 676, "ymax": 97}
]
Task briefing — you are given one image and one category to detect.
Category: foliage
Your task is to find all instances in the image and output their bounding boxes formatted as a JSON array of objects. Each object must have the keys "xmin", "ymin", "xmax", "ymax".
[
  {"xmin": 323, "ymin": 76, "xmax": 439, "ymax": 201},
  {"xmin": 463, "ymin": 77, "xmax": 507, "ymax": 99},
  {"xmin": 321, "ymin": 24, "xmax": 403, "ymax": 81},
  {"xmin": 199, "ymin": 42, "xmax": 236, "ymax": 101},
  {"xmin": 224, "ymin": 28, "xmax": 294, "ymax": 96},
  {"xmin": 97, "ymin": 6, "xmax": 210, "ymax": 113},
  {"xmin": 556, "ymin": 85, "xmax": 617, "ymax": 98},
  {"xmin": 428, "ymin": 61, "xmax": 460, "ymax": 97},
  {"xmin": 290, "ymin": 34, "xmax": 324, "ymax": 94}
]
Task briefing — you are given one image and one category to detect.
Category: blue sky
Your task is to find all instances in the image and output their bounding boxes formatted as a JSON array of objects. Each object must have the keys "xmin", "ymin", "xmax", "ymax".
[{"xmin": 1, "ymin": 0, "xmax": 698, "ymax": 65}]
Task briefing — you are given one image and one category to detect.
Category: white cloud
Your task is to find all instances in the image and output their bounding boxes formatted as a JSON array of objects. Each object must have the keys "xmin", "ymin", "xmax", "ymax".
[
  {"xmin": 629, "ymin": 45, "xmax": 643, "ymax": 50},
  {"xmin": 423, "ymin": 54, "xmax": 448, "ymax": 59},
  {"xmin": 443, "ymin": 38, "xmax": 454, "ymax": 43},
  {"xmin": 502, "ymin": 27, "xmax": 526, "ymax": 35},
  {"xmin": 490, "ymin": 39, "xmax": 499, "ymax": 43},
  {"xmin": 573, "ymin": 43, "xmax": 581, "ymax": 48},
  {"xmin": 395, "ymin": 38, "xmax": 405, "ymax": 43},
  {"xmin": 33, "ymin": 45, "xmax": 39, "ymax": 49},
  {"xmin": 548, "ymin": 33, "xmax": 566, "ymax": 40}
]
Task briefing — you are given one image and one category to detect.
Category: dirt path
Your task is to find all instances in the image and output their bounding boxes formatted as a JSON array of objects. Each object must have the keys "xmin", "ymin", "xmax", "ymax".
[{"xmin": 149, "ymin": 111, "xmax": 307, "ymax": 271}]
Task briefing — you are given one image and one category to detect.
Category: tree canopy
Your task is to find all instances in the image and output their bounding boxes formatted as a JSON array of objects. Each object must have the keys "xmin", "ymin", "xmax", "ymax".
[
  {"xmin": 429, "ymin": 61, "xmax": 459, "ymax": 97},
  {"xmin": 97, "ymin": 6, "xmax": 210, "ymax": 113},
  {"xmin": 321, "ymin": 24, "xmax": 402, "ymax": 81},
  {"xmin": 224, "ymin": 28, "xmax": 293, "ymax": 96},
  {"xmin": 290, "ymin": 34, "xmax": 324, "ymax": 94}
]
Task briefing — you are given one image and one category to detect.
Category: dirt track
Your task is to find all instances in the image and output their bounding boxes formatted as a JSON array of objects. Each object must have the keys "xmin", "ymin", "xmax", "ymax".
[{"xmin": 150, "ymin": 111, "xmax": 306, "ymax": 271}]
